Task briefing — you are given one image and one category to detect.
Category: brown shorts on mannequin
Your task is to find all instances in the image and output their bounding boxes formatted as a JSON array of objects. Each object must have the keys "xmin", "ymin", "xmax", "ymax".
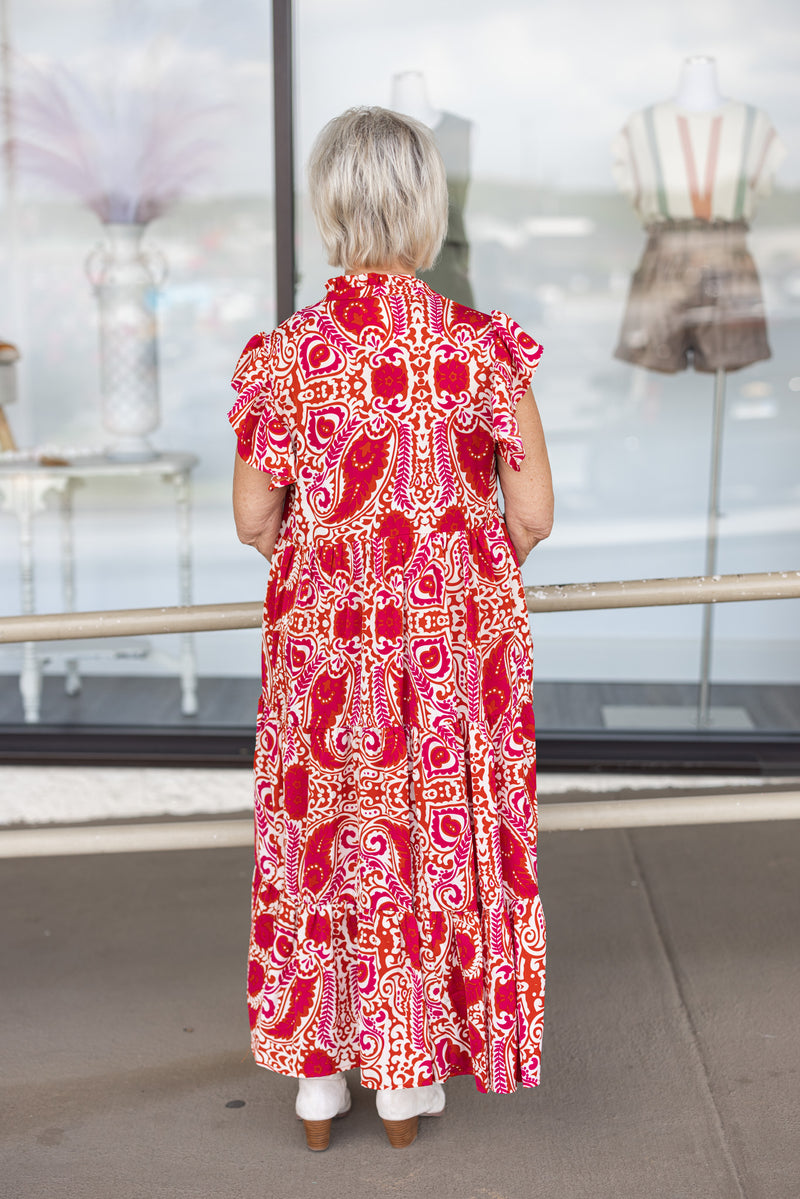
[{"xmin": 614, "ymin": 220, "xmax": 771, "ymax": 374}]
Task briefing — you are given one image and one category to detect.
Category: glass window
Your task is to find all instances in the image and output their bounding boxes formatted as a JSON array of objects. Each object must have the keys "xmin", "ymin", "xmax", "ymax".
[
  {"xmin": 0, "ymin": 1, "xmax": 275, "ymax": 731},
  {"xmin": 292, "ymin": 0, "xmax": 800, "ymax": 736},
  {"xmin": 1, "ymin": 0, "xmax": 797, "ymax": 751}
]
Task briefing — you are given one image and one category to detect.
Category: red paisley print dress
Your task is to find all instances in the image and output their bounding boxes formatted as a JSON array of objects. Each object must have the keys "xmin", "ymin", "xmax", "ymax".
[{"xmin": 228, "ymin": 272, "xmax": 545, "ymax": 1094}]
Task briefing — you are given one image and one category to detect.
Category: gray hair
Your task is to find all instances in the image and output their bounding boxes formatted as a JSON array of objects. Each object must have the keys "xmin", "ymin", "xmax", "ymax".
[{"xmin": 308, "ymin": 107, "xmax": 448, "ymax": 273}]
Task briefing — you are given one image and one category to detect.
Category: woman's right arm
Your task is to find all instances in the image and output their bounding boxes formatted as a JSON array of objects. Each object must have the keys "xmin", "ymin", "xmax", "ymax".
[
  {"xmin": 232, "ymin": 451, "xmax": 288, "ymax": 561},
  {"xmin": 497, "ymin": 387, "xmax": 554, "ymax": 566}
]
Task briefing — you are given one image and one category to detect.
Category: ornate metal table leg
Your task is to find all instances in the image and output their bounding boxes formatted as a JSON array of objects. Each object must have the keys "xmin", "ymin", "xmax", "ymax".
[
  {"xmin": 18, "ymin": 476, "xmax": 42, "ymax": 723},
  {"xmin": 60, "ymin": 481, "xmax": 81, "ymax": 696},
  {"xmin": 175, "ymin": 468, "xmax": 198, "ymax": 716}
]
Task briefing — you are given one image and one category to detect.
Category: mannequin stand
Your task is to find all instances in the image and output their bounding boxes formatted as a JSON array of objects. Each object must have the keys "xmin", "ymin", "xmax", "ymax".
[
  {"xmin": 603, "ymin": 366, "xmax": 754, "ymax": 733},
  {"xmin": 694, "ymin": 367, "xmax": 752, "ymax": 729},
  {"xmin": 697, "ymin": 368, "xmax": 726, "ymax": 726}
]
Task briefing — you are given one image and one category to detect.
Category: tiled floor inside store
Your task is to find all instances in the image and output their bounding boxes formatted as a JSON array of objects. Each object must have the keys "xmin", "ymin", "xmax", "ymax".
[{"xmin": 2, "ymin": 673, "xmax": 800, "ymax": 731}]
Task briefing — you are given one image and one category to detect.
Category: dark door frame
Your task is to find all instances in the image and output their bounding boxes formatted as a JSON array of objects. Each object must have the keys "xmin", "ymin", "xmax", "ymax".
[{"xmin": 272, "ymin": 0, "xmax": 296, "ymax": 323}]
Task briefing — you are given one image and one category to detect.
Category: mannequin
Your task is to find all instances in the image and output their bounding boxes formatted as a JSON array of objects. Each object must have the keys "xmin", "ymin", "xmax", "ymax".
[
  {"xmin": 390, "ymin": 70, "xmax": 441, "ymax": 131},
  {"xmin": 390, "ymin": 71, "xmax": 475, "ymax": 307},
  {"xmin": 611, "ymin": 50, "xmax": 785, "ymax": 456},
  {"xmin": 611, "ymin": 57, "xmax": 786, "ymax": 727},
  {"xmin": 674, "ymin": 55, "xmax": 725, "ymax": 111}
]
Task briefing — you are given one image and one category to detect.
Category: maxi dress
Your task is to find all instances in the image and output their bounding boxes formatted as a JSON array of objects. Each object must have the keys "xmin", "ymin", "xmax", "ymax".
[{"xmin": 228, "ymin": 272, "xmax": 545, "ymax": 1094}]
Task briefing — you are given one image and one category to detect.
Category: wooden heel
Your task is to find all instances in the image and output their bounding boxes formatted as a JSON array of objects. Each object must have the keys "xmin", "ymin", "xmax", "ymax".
[
  {"xmin": 382, "ymin": 1115, "xmax": 419, "ymax": 1148},
  {"xmin": 303, "ymin": 1118, "xmax": 332, "ymax": 1151}
]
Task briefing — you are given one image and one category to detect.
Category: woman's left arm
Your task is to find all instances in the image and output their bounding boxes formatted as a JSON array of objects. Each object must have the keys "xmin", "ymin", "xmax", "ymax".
[{"xmin": 232, "ymin": 451, "xmax": 288, "ymax": 560}]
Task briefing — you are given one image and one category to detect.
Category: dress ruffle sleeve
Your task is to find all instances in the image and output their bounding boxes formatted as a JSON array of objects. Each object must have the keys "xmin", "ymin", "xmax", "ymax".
[
  {"xmin": 228, "ymin": 331, "xmax": 296, "ymax": 489},
  {"xmin": 489, "ymin": 311, "xmax": 543, "ymax": 471}
]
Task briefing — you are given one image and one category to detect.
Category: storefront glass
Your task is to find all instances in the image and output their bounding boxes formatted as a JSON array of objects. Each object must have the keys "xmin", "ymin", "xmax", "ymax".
[
  {"xmin": 292, "ymin": 0, "xmax": 800, "ymax": 736},
  {"xmin": 0, "ymin": 0, "xmax": 797, "ymax": 744},
  {"xmin": 0, "ymin": 1, "xmax": 273, "ymax": 731}
]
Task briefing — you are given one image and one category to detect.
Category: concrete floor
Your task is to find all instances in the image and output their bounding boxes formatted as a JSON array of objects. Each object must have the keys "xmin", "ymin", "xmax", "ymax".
[{"xmin": 2, "ymin": 817, "xmax": 799, "ymax": 1199}]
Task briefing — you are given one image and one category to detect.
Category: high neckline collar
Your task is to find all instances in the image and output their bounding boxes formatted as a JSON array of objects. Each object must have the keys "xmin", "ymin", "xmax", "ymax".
[{"xmin": 325, "ymin": 272, "xmax": 423, "ymax": 299}]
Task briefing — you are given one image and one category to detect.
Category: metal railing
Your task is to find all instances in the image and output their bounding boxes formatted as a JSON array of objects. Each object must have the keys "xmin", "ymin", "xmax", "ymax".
[
  {"xmin": 1, "ymin": 567, "xmax": 798, "ymax": 853},
  {"xmin": 1, "ymin": 569, "xmax": 798, "ymax": 643},
  {"xmin": 2, "ymin": 789, "xmax": 800, "ymax": 858}
]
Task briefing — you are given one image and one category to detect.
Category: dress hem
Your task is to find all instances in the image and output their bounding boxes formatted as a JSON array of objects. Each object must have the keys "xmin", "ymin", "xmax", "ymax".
[{"xmin": 250, "ymin": 1051, "xmax": 542, "ymax": 1094}]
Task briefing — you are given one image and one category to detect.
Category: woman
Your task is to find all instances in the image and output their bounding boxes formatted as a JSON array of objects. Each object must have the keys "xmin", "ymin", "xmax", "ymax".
[{"xmin": 229, "ymin": 107, "xmax": 553, "ymax": 1151}]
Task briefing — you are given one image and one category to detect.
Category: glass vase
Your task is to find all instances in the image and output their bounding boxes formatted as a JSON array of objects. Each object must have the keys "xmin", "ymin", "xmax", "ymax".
[{"xmin": 87, "ymin": 222, "xmax": 167, "ymax": 461}]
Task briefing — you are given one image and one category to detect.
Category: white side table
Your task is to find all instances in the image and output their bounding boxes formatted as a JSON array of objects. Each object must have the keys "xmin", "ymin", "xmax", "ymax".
[{"xmin": 0, "ymin": 451, "xmax": 199, "ymax": 723}]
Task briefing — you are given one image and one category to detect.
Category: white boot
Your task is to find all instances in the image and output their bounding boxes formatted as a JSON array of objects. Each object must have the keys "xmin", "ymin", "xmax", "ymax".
[
  {"xmin": 376, "ymin": 1082, "xmax": 445, "ymax": 1147},
  {"xmin": 295, "ymin": 1073, "xmax": 351, "ymax": 1151}
]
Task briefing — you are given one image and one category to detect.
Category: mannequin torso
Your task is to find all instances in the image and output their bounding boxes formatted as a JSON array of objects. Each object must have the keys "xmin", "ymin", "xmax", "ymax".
[
  {"xmin": 389, "ymin": 70, "xmax": 474, "ymax": 305},
  {"xmin": 612, "ymin": 55, "xmax": 785, "ymax": 226}
]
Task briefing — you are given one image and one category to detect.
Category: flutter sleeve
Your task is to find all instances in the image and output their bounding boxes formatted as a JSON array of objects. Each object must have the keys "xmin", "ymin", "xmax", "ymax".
[
  {"xmin": 610, "ymin": 126, "xmax": 637, "ymax": 199},
  {"xmin": 751, "ymin": 113, "xmax": 788, "ymax": 199},
  {"xmin": 228, "ymin": 331, "xmax": 296, "ymax": 489},
  {"xmin": 489, "ymin": 310, "xmax": 543, "ymax": 471}
]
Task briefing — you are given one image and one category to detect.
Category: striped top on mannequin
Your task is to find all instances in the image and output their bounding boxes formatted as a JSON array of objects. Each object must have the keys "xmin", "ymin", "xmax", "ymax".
[{"xmin": 612, "ymin": 100, "xmax": 786, "ymax": 226}]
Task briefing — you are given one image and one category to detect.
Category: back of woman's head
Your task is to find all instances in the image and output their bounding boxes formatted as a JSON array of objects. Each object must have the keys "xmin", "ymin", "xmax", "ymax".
[{"xmin": 308, "ymin": 106, "xmax": 448, "ymax": 274}]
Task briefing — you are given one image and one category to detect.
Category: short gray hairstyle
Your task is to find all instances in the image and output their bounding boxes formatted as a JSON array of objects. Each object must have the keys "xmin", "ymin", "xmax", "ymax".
[{"xmin": 308, "ymin": 107, "xmax": 448, "ymax": 273}]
